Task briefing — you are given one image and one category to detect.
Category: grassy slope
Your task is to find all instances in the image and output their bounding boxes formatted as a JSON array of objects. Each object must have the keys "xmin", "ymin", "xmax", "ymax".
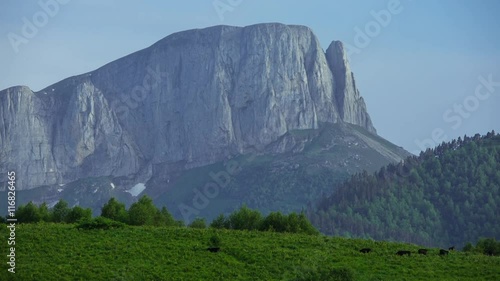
[{"xmin": 1, "ymin": 224, "xmax": 499, "ymax": 280}]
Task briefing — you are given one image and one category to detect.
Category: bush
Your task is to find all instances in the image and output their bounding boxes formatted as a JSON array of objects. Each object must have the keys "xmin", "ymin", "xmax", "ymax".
[
  {"xmin": 175, "ymin": 220, "xmax": 185, "ymax": 227},
  {"xmin": 476, "ymin": 238, "xmax": 500, "ymax": 256},
  {"xmin": 209, "ymin": 234, "xmax": 221, "ymax": 248},
  {"xmin": 16, "ymin": 201, "xmax": 41, "ymax": 223},
  {"xmin": 66, "ymin": 206, "xmax": 92, "ymax": 223},
  {"xmin": 152, "ymin": 207, "xmax": 178, "ymax": 227},
  {"xmin": 128, "ymin": 196, "xmax": 158, "ymax": 226},
  {"xmin": 210, "ymin": 214, "xmax": 230, "ymax": 229},
  {"xmin": 101, "ymin": 197, "xmax": 129, "ymax": 223},
  {"xmin": 189, "ymin": 217, "xmax": 207, "ymax": 229},
  {"xmin": 52, "ymin": 200, "xmax": 71, "ymax": 223},
  {"xmin": 260, "ymin": 212, "xmax": 288, "ymax": 232},
  {"xmin": 38, "ymin": 203, "xmax": 51, "ymax": 222},
  {"xmin": 295, "ymin": 212, "xmax": 320, "ymax": 235},
  {"xmin": 259, "ymin": 211, "xmax": 319, "ymax": 235},
  {"xmin": 76, "ymin": 217, "xmax": 126, "ymax": 230},
  {"xmin": 228, "ymin": 205, "xmax": 262, "ymax": 230},
  {"xmin": 463, "ymin": 242, "xmax": 474, "ymax": 252}
]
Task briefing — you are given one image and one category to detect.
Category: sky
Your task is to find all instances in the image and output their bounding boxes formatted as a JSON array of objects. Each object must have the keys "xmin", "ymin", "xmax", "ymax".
[{"xmin": 0, "ymin": 0, "xmax": 499, "ymax": 154}]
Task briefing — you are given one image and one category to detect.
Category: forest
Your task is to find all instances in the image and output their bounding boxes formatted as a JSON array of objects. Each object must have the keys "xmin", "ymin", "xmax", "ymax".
[{"xmin": 308, "ymin": 131, "xmax": 500, "ymax": 248}]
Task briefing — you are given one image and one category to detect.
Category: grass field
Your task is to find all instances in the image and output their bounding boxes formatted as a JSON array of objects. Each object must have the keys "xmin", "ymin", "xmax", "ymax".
[{"xmin": 1, "ymin": 224, "xmax": 499, "ymax": 280}]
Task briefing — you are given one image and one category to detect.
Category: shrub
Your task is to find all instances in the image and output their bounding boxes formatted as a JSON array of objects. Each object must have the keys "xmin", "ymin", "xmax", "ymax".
[
  {"xmin": 151, "ymin": 207, "xmax": 178, "ymax": 227},
  {"xmin": 76, "ymin": 216, "xmax": 126, "ymax": 230},
  {"xmin": 260, "ymin": 212, "xmax": 288, "ymax": 232},
  {"xmin": 52, "ymin": 200, "xmax": 71, "ymax": 223},
  {"xmin": 128, "ymin": 196, "xmax": 158, "ymax": 226},
  {"xmin": 476, "ymin": 238, "xmax": 500, "ymax": 256},
  {"xmin": 463, "ymin": 242, "xmax": 474, "ymax": 252},
  {"xmin": 295, "ymin": 212, "xmax": 320, "ymax": 235},
  {"xmin": 189, "ymin": 217, "xmax": 207, "ymax": 229},
  {"xmin": 175, "ymin": 220, "xmax": 185, "ymax": 227},
  {"xmin": 228, "ymin": 205, "xmax": 262, "ymax": 230},
  {"xmin": 101, "ymin": 197, "xmax": 129, "ymax": 223},
  {"xmin": 16, "ymin": 201, "xmax": 41, "ymax": 223},
  {"xmin": 210, "ymin": 214, "xmax": 230, "ymax": 229},
  {"xmin": 66, "ymin": 206, "xmax": 92, "ymax": 223},
  {"xmin": 209, "ymin": 234, "xmax": 221, "ymax": 248},
  {"xmin": 38, "ymin": 202, "xmax": 51, "ymax": 222}
]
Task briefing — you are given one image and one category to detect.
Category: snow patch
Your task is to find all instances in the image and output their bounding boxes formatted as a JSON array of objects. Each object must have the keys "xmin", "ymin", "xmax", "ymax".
[
  {"xmin": 127, "ymin": 183, "xmax": 146, "ymax": 197},
  {"xmin": 57, "ymin": 189, "xmax": 63, "ymax": 192},
  {"xmin": 110, "ymin": 183, "xmax": 115, "ymax": 189},
  {"xmin": 93, "ymin": 188, "xmax": 98, "ymax": 194}
]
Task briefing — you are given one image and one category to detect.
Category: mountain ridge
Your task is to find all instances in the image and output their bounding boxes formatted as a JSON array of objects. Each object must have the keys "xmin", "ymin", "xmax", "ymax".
[{"xmin": 1, "ymin": 23, "xmax": 384, "ymax": 191}]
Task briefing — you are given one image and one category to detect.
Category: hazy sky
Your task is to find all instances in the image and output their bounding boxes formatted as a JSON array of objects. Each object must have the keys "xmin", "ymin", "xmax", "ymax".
[{"xmin": 1, "ymin": 0, "xmax": 499, "ymax": 154}]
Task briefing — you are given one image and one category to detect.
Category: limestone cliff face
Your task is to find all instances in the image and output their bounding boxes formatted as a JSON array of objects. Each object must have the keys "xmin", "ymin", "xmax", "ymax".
[
  {"xmin": 325, "ymin": 41, "xmax": 376, "ymax": 133},
  {"xmin": 0, "ymin": 23, "xmax": 377, "ymax": 190}
]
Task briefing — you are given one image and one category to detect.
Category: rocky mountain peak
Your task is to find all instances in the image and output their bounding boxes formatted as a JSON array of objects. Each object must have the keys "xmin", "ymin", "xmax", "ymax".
[
  {"xmin": 1, "ymin": 23, "xmax": 378, "ymax": 190},
  {"xmin": 326, "ymin": 40, "xmax": 376, "ymax": 134}
]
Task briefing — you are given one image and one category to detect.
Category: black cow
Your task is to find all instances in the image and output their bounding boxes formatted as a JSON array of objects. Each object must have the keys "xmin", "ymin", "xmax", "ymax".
[
  {"xmin": 207, "ymin": 247, "xmax": 220, "ymax": 253},
  {"xmin": 439, "ymin": 249, "xmax": 449, "ymax": 256},
  {"xmin": 396, "ymin": 250, "xmax": 411, "ymax": 256},
  {"xmin": 359, "ymin": 248, "xmax": 372, "ymax": 253},
  {"xmin": 448, "ymin": 246, "xmax": 455, "ymax": 251},
  {"xmin": 418, "ymin": 249, "xmax": 428, "ymax": 255}
]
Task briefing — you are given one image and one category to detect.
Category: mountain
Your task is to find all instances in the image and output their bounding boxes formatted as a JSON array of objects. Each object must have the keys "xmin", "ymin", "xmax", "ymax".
[
  {"xmin": 0, "ymin": 23, "xmax": 409, "ymax": 219},
  {"xmin": 308, "ymin": 132, "xmax": 500, "ymax": 248}
]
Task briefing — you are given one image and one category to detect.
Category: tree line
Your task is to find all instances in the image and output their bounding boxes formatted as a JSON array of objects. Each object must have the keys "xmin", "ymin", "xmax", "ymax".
[{"xmin": 1, "ymin": 196, "xmax": 319, "ymax": 235}]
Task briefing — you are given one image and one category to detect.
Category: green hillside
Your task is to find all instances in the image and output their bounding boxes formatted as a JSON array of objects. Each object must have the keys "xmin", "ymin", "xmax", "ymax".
[
  {"xmin": 309, "ymin": 131, "xmax": 500, "ymax": 248},
  {"xmin": 1, "ymin": 224, "xmax": 499, "ymax": 280}
]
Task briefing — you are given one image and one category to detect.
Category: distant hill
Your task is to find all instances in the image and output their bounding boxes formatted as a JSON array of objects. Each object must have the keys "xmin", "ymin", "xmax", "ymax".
[{"xmin": 308, "ymin": 131, "xmax": 500, "ymax": 248}]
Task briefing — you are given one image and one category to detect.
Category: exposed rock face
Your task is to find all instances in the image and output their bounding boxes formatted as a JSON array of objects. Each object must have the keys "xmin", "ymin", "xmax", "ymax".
[
  {"xmin": 326, "ymin": 41, "xmax": 376, "ymax": 133},
  {"xmin": 0, "ymin": 23, "xmax": 377, "ymax": 190}
]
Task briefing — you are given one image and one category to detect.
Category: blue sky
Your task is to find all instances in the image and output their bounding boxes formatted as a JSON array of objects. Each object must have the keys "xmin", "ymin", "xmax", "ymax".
[{"xmin": 1, "ymin": 0, "xmax": 499, "ymax": 153}]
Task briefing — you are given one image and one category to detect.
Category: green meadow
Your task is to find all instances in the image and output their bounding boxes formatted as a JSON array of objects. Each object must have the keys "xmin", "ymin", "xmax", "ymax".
[{"xmin": 1, "ymin": 224, "xmax": 499, "ymax": 280}]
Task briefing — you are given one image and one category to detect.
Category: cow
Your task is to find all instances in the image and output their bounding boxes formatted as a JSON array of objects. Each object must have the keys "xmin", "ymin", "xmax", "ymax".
[
  {"xmin": 448, "ymin": 246, "xmax": 455, "ymax": 251},
  {"xmin": 359, "ymin": 248, "xmax": 371, "ymax": 253},
  {"xmin": 418, "ymin": 249, "xmax": 428, "ymax": 255},
  {"xmin": 396, "ymin": 250, "xmax": 411, "ymax": 256},
  {"xmin": 207, "ymin": 247, "xmax": 220, "ymax": 253},
  {"xmin": 439, "ymin": 249, "xmax": 449, "ymax": 256}
]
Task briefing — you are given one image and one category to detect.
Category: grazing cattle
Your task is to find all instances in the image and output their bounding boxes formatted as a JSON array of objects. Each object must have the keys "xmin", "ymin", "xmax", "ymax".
[
  {"xmin": 439, "ymin": 249, "xmax": 449, "ymax": 256},
  {"xmin": 448, "ymin": 246, "xmax": 455, "ymax": 251},
  {"xmin": 359, "ymin": 248, "xmax": 372, "ymax": 253},
  {"xmin": 418, "ymin": 249, "xmax": 428, "ymax": 255},
  {"xmin": 396, "ymin": 250, "xmax": 411, "ymax": 256},
  {"xmin": 207, "ymin": 247, "xmax": 220, "ymax": 253}
]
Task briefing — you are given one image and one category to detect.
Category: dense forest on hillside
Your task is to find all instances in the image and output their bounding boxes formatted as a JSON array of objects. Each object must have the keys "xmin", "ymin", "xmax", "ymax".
[{"xmin": 308, "ymin": 131, "xmax": 500, "ymax": 248}]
